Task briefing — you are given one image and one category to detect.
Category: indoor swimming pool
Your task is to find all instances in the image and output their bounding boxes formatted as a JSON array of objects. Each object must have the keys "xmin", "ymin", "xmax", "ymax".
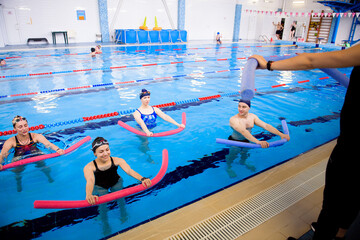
[{"xmin": 0, "ymin": 42, "xmax": 350, "ymax": 239}]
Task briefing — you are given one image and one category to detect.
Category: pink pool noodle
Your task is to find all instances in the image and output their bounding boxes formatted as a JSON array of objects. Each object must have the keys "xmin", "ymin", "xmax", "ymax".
[
  {"xmin": 34, "ymin": 149, "xmax": 169, "ymax": 209},
  {"xmin": 118, "ymin": 112, "xmax": 186, "ymax": 137},
  {"xmin": 1, "ymin": 136, "xmax": 91, "ymax": 171}
]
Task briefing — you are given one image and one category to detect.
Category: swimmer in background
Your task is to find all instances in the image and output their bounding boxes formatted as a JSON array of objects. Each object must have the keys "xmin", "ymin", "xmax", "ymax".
[
  {"xmin": 133, "ymin": 89, "xmax": 185, "ymax": 137},
  {"xmin": 0, "ymin": 116, "xmax": 65, "ymax": 191},
  {"xmin": 273, "ymin": 22, "xmax": 284, "ymax": 40},
  {"xmin": 0, "ymin": 59, "xmax": 6, "ymax": 66},
  {"xmin": 216, "ymin": 32, "xmax": 222, "ymax": 44},
  {"xmin": 290, "ymin": 21, "xmax": 297, "ymax": 40},
  {"xmin": 83, "ymin": 137, "xmax": 152, "ymax": 234},
  {"xmin": 229, "ymin": 99, "xmax": 290, "ymax": 148},
  {"xmin": 90, "ymin": 45, "xmax": 102, "ymax": 57}
]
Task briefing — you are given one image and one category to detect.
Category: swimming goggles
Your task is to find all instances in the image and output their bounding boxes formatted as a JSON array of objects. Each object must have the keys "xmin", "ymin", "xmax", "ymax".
[
  {"xmin": 92, "ymin": 139, "xmax": 109, "ymax": 152},
  {"xmin": 12, "ymin": 116, "xmax": 27, "ymax": 126}
]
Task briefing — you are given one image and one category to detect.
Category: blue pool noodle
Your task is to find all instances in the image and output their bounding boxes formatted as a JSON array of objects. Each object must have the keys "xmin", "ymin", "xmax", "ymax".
[
  {"xmin": 240, "ymin": 54, "xmax": 350, "ymax": 100},
  {"xmin": 320, "ymin": 68, "xmax": 349, "ymax": 88},
  {"xmin": 216, "ymin": 120, "xmax": 289, "ymax": 148}
]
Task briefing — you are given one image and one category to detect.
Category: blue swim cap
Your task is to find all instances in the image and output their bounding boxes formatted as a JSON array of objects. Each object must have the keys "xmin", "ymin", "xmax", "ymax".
[
  {"xmin": 239, "ymin": 99, "xmax": 251, "ymax": 108},
  {"xmin": 217, "ymin": 32, "xmax": 220, "ymax": 34}
]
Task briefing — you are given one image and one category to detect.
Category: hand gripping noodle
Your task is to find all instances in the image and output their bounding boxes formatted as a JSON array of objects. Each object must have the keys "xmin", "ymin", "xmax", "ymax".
[
  {"xmin": 34, "ymin": 149, "xmax": 169, "ymax": 209},
  {"xmin": 118, "ymin": 112, "xmax": 186, "ymax": 137},
  {"xmin": 1, "ymin": 136, "xmax": 91, "ymax": 171},
  {"xmin": 216, "ymin": 120, "xmax": 289, "ymax": 148},
  {"xmin": 240, "ymin": 54, "xmax": 350, "ymax": 100}
]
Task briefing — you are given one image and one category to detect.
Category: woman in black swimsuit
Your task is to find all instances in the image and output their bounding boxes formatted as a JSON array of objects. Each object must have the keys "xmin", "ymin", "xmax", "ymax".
[
  {"xmin": 83, "ymin": 137, "xmax": 152, "ymax": 205},
  {"xmin": 83, "ymin": 137, "xmax": 152, "ymax": 234},
  {"xmin": 0, "ymin": 116, "xmax": 64, "ymax": 167},
  {"xmin": 290, "ymin": 21, "xmax": 297, "ymax": 40},
  {"xmin": 0, "ymin": 116, "xmax": 65, "ymax": 191}
]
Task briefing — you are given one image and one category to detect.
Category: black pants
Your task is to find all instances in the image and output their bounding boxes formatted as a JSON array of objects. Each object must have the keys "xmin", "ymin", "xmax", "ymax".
[{"xmin": 313, "ymin": 143, "xmax": 360, "ymax": 240}]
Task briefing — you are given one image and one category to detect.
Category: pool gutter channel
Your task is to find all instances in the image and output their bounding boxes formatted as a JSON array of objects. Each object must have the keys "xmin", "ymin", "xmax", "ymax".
[{"xmin": 166, "ymin": 160, "xmax": 326, "ymax": 240}]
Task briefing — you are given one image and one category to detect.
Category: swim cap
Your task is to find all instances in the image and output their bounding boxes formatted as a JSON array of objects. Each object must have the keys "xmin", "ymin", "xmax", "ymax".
[
  {"xmin": 140, "ymin": 89, "xmax": 150, "ymax": 99},
  {"xmin": 92, "ymin": 137, "xmax": 109, "ymax": 152},
  {"xmin": 217, "ymin": 32, "xmax": 220, "ymax": 34},
  {"xmin": 239, "ymin": 99, "xmax": 251, "ymax": 108},
  {"xmin": 91, "ymin": 48, "xmax": 95, "ymax": 52}
]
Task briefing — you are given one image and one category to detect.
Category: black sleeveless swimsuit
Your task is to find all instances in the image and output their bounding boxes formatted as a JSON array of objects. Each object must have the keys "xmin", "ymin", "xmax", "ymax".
[
  {"xmin": 93, "ymin": 157, "xmax": 120, "ymax": 189},
  {"xmin": 14, "ymin": 133, "xmax": 39, "ymax": 157}
]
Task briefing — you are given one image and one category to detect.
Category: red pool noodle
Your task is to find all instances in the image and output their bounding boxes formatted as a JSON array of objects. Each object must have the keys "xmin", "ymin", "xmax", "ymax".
[
  {"xmin": 1, "ymin": 136, "xmax": 91, "ymax": 171},
  {"xmin": 34, "ymin": 149, "xmax": 169, "ymax": 209},
  {"xmin": 118, "ymin": 112, "xmax": 186, "ymax": 137}
]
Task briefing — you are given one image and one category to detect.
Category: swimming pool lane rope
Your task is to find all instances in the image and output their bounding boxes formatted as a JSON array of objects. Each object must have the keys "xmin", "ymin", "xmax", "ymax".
[
  {"xmin": 1, "ymin": 44, "xmax": 297, "ymax": 60},
  {"xmin": 0, "ymin": 53, "xmax": 342, "ymax": 99},
  {"xmin": 0, "ymin": 74, "xmax": 344, "ymax": 137},
  {"xmin": 0, "ymin": 54, "xmax": 248, "ymax": 80},
  {"xmin": 0, "ymin": 45, "xmax": 300, "ymax": 80}
]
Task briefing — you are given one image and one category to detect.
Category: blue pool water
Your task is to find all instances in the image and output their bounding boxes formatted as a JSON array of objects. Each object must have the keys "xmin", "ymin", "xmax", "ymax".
[{"xmin": 0, "ymin": 42, "xmax": 350, "ymax": 239}]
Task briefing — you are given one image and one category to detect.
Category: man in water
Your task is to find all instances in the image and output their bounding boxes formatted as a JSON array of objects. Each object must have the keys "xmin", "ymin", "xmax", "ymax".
[
  {"xmin": 229, "ymin": 99, "xmax": 290, "ymax": 148},
  {"xmin": 0, "ymin": 59, "xmax": 6, "ymax": 66}
]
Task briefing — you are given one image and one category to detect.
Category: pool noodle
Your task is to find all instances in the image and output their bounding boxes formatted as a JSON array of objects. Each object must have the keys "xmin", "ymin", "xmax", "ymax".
[
  {"xmin": 34, "ymin": 149, "xmax": 169, "ymax": 209},
  {"xmin": 1, "ymin": 136, "xmax": 91, "ymax": 171},
  {"xmin": 118, "ymin": 112, "xmax": 186, "ymax": 137},
  {"xmin": 216, "ymin": 120, "xmax": 289, "ymax": 148},
  {"xmin": 240, "ymin": 54, "xmax": 350, "ymax": 100},
  {"xmin": 320, "ymin": 68, "xmax": 349, "ymax": 88}
]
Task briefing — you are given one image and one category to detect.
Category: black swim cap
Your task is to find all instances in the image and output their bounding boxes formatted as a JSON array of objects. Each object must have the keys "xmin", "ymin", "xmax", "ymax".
[
  {"xmin": 140, "ymin": 89, "xmax": 150, "ymax": 99},
  {"xmin": 91, "ymin": 48, "xmax": 95, "ymax": 52},
  {"xmin": 239, "ymin": 99, "xmax": 251, "ymax": 108},
  {"xmin": 92, "ymin": 137, "xmax": 109, "ymax": 152}
]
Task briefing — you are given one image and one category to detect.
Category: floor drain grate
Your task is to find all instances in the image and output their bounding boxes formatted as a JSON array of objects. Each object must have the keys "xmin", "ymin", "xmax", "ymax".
[{"xmin": 167, "ymin": 161, "xmax": 326, "ymax": 240}]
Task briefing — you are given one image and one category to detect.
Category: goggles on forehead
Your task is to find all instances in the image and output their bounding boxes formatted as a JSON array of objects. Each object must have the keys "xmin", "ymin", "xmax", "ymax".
[
  {"xmin": 12, "ymin": 116, "xmax": 27, "ymax": 126},
  {"xmin": 92, "ymin": 139, "xmax": 109, "ymax": 152}
]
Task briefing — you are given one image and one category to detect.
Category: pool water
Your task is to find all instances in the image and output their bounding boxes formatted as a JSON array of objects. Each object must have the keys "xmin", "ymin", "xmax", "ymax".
[{"xmin": 0, "ymin": 42, "xmax": 350, "ymax": 239}]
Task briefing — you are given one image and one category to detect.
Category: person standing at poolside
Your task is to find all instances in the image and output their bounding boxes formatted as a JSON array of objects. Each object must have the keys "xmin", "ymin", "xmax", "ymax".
[
  {"xmin": 216, "ymin": 32, "xmax": 222, "ymax": 44},
  {"xmin": 250, "ymin": 43, "xmax": 360, "ymax": 240},
  {"xmin": 133, "ymin": 89, "xmax": 185, "ymax": 137},
  {"xmin": 273, "ymin": 22, "xmax": 284, "ymax": 40},
  {"xmin": 290, "ymin": 21, "xmax": 297, "ymax": 40},
  {"xmin": 229, "ymin": 99, "xmax": 290, "ymax": 148}
]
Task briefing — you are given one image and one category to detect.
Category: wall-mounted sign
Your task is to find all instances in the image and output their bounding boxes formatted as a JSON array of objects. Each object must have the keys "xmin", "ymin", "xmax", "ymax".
[{"xmin": 77, "ymin": 10, "xmax": 86, "ymax": 20}]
